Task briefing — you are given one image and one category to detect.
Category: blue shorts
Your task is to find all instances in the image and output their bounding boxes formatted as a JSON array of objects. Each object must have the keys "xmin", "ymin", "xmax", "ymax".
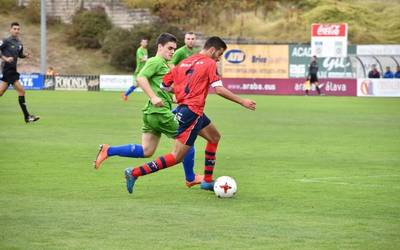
[{"xmin": 174, "ymin": 105, "xmax": 211, "ymax": 146}]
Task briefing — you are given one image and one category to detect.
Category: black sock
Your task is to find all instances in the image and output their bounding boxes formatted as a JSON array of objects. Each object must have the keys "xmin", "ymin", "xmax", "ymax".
[
  {"xmin": 316, "ymin": 86, "xmax": 321, "ymax": 95},
  {"xmin": 18, "ymin": 96, "xmax": 30, "ymax": 119}
]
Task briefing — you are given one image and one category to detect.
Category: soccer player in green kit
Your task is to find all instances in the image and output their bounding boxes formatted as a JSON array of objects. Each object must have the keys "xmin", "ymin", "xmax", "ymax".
[
  {"xmin": 122, "ymin": 38, "xmax": 149, "ymax": 101},
  {"xmin": 95, "ymin": 33, "xmax": 202, "ymax": 188},
  {"xmin": 123, "ymin": 36, "xmax": 256, "ymax": 194},
  {"xmin": 170, "ymin": 32, "xmax": 199, "ymax": 66}
]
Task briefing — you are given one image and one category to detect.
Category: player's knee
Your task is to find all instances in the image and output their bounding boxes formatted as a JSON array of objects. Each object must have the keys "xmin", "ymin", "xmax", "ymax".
[
  {"xmin": 209, "ymin": 132, "xmax": 221, "ymax": 144},
  {"xmin": 143, "ymin": 145, "xmax": 156, "ymax": 158},
  {"xmin": 142, "ymin": 147, "xmax": 155, "ymax": 157},
  {"xmin": 16, "ymin": 89, "xmax": 25, "ymax": 96}
]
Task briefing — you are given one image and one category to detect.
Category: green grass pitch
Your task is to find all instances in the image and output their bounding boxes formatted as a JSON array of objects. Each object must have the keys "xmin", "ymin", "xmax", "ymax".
[{"xmin": 1, "ymin": 91, "xmax": 399, "ymax": 249}]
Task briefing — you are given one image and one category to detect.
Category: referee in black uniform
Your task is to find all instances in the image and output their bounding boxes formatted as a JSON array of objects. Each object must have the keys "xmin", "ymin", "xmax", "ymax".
[
  {"xmin": 0, "ymin": 22, "xmax": 39, "ymax": 123},
  {"xmin": 308, "ymin": 55, "xmax": 322, "ymax": 96}
]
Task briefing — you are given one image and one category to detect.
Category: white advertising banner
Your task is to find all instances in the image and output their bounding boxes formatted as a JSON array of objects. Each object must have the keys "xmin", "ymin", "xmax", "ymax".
[
  {"xmin": 100, "ymin": 75, "xmax": 134, "ymax": 91},
  {"xmin": 357, "ymin": 78, "xmax": 400, "ymax": 97},
  {"xmin": 54, "ymin": 76, "xmax": 99, "ymax": 91},
  {"xmin": 311, "ymin": 23, "xmax": 348, "ymax": 58},
  {"xmin": 357, "ymin": 45, "xmax": 400, "ymax": 56}
]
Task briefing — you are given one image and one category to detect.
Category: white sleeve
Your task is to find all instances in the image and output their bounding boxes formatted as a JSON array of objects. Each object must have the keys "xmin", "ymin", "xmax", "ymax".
[
  {"xmin": 211, "ymin": 80, "xmax": 223, "ymax": 88},
  {"xmin": 0, "ymin": 39, "xmax": 5, "ymax": 51}
]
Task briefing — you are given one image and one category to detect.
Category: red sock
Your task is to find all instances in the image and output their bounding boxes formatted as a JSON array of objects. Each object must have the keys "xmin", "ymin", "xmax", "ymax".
[
  {"xmin": 132, "ymin": 153, "xmax": 176, "ymax": 177},
  {"xmin": 204, "ymin": 142, "xmax": 218, "ymax": 182}
]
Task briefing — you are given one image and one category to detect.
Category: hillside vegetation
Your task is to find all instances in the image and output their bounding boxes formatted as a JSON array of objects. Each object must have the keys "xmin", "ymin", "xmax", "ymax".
[
  {"xmin": 0, "ymin": 10, "xmax": 125, "ymax": 74},
  {"xmin": 0, "ymin": 0, "xmax": 398, "ymax": 74},
  {"xmin": 125, "ymin": 0, "xmax": 400, "ymax": 44}
]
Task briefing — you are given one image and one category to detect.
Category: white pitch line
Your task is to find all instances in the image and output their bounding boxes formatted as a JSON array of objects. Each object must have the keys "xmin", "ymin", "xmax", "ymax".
[
  {"xmin": 302, "ymin": 175, "xmax": 400, "ymax": 180},
  {"xmin": 297, "ymin": 179, "xmax": 386, "ymax": 188},
  {"xmin": 296, "ymin": 175, "xmax": 400, "ymax": 189}
]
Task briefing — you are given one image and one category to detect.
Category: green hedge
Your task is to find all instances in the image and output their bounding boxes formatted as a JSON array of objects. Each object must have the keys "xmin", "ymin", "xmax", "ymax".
[
  {"xmin": 103, "ymin": 22, "xmax": 184, "ymax": 71},
  {"xmin": 0, "ymin": 0, "xmax": 17, "ymax": 13},
  {"xmin": 25, "ymin": 0, "xmax": 40, "ymax": 23},
  {"xmin": 66, "ymin": 8, "xmax": 112, "ymax": 49}
]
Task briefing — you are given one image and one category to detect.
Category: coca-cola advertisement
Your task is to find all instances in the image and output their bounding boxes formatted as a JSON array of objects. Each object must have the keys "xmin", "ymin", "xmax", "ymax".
[
  {"xmin": 311, "ymin": 23, "xmax": 348, "ymax": 58},
  {"xmin": 220, "ymin": 78, "xmax": 356, "ymax": 96},
  {"xmin": 289, "ymin": 44, "xmax": 356, "ymax": 78},
  {"xmin": 311, "ymin": 23, "xmax": 347, "ymax": 37}
]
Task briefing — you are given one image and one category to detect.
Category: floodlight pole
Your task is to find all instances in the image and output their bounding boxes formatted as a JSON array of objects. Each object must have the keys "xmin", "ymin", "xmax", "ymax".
[{"xmin": 40, "ymin": 0, "xmax": 47, "ymax": 74}]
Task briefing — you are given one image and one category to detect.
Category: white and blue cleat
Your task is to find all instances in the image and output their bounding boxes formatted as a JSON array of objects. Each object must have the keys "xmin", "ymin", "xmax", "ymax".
[
  {"xmin": 124, "ymin": 168, "xmax": 137, "ymax": 194},
  {"xmin": 200, "ymin": 181, "xmax": 215, "ymax": 191}
]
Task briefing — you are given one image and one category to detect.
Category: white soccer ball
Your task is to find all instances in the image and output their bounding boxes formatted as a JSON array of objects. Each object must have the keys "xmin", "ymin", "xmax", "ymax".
[{"xmin": 214, "ymin": 176, "xmax": 237, "ymax": 198}]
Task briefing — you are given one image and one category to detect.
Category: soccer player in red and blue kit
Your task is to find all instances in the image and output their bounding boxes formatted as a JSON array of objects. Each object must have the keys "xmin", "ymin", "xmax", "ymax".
[{"xmin": 123, "ymin": 36, "xmax": 256, "ymax": 194}]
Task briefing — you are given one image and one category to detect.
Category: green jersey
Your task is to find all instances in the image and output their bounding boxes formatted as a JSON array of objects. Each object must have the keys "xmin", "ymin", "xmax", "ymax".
[
  {"xmin": 171, "ymin": 46, "xmax": 199, "ymax": 65},
  {"xmin": 138, "ymin": 55, "xmax": 173, "ymax": 114},
  {"xmin": 134, "ymin": 47, "xmax": 148, "ymax": 75}
]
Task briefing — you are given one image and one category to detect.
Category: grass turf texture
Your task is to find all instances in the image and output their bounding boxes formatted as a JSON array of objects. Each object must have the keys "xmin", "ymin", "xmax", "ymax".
[{"xmin": 1, "ymin": 91, "xmax": 399, "ymax": 249}]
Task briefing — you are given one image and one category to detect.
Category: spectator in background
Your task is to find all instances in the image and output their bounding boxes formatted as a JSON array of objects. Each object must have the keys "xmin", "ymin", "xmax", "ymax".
[
  {"xmin": 46, "ymin": 66, "xmax": 58, "ymax": 77},
  {"xmin": 383, "ymin": 66, "xmax": 394, "ymax": 78},
  {"xmin": 395, "ymin": 66, "xmax": 400, "ymax": 78},
  {"xmin": 368, "ymin": 64, "xmax": 380, "ymax": 78}
]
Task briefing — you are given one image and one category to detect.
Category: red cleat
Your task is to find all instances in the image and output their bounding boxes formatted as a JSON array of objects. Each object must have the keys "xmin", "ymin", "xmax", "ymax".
[
  {"xmin": 185, "ymin": 174, "xmax": 204, "ymax": 188},
  {"xmin": 94, "ymin": 144, "xmax": 109, "ymax": 169}
]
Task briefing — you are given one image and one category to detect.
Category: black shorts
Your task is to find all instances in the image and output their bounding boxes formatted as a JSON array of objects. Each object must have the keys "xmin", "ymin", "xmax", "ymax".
[
  {"xmin": 1, "ymin": 69, "xmax": 20, "ymax": 85},
  {"xmin": 310, "ymin": 74, "xmax": 318, "ymax": 84}
]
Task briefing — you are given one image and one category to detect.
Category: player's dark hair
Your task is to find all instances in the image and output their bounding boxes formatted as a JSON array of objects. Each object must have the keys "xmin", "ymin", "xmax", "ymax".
[
  {"xmin": 11, "ymin": 22, "xmax": 20, "ymax": 27},
  {"xmin": 156, "ymin": 33, "xmax": 177, "ymax": 46},
  {"xmin": 203, "ymin": 36, "xmax": 227, "ymax": 51},
  {"xmin": 185, "ymin": 32, "xmax": 195, "ymax": 36}
]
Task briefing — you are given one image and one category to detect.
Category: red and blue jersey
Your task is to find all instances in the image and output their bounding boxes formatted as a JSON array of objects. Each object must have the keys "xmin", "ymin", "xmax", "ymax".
[{"xmin": 163, "ymin": 54, "xmax": 222, "ymax": 115}]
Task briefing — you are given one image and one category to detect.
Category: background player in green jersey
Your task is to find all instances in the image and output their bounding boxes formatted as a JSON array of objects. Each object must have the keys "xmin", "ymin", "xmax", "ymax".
[
  {"xmin": 122, "ymin": 38, "xmax": 148, "ymax": 101},
  {"xmin": 170, "ymin": 32, "xmax": 199, "ymax": 66},
  {"xmin": 95, "ymin": 33, "xmax": 201, "ymax": 188}
]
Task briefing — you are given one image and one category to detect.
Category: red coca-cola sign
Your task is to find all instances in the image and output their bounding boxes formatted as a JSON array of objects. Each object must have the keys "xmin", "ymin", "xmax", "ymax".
[{"xmin": 311, "ymin": 23, "xmax": 347, "ymax": 37}]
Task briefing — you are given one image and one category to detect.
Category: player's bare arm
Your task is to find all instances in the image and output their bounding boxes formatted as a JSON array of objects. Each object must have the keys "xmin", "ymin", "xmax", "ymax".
[
  {"xmin": 214, "ymin": 85, "xmax": 256, "ymax": 111},
  {"xmin": 1, "ymin": 55, "xmax": 13, "ymax": 62}
]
